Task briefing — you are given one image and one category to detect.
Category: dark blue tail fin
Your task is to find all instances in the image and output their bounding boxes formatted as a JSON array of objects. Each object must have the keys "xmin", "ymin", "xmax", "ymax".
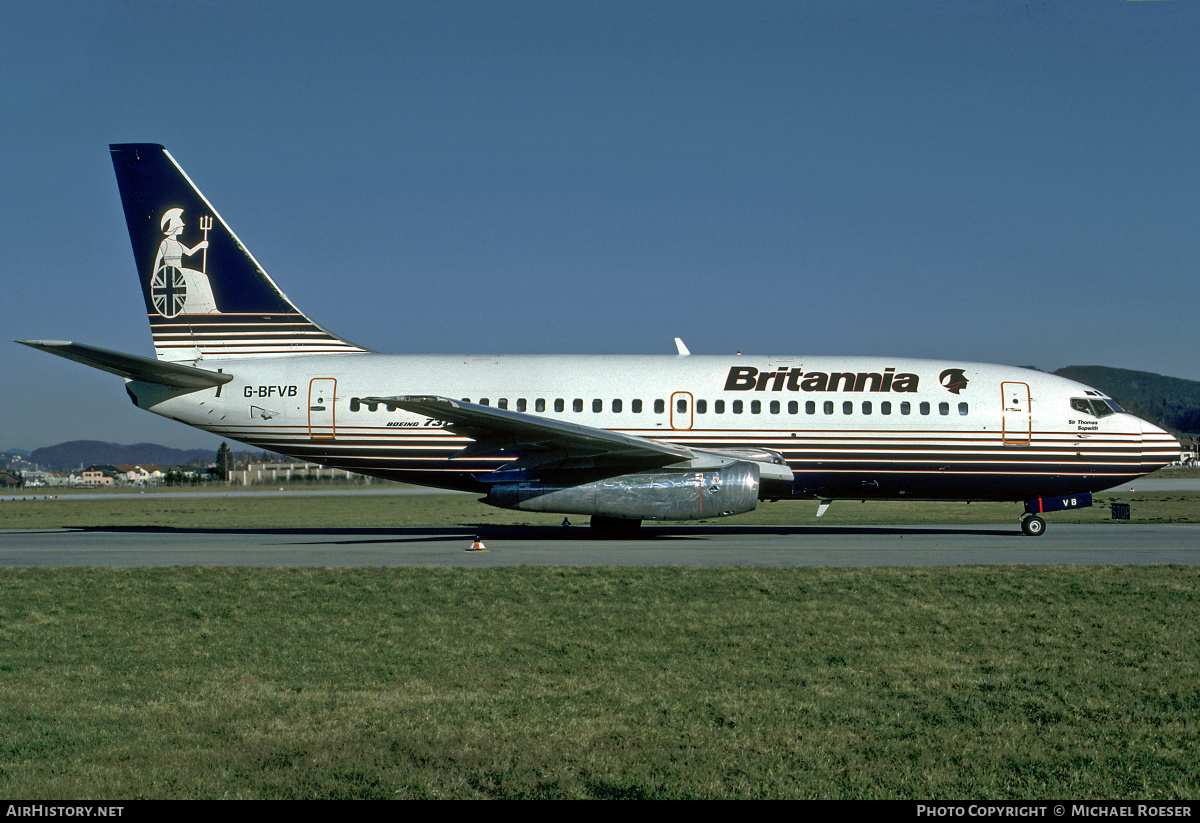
[{"xmin": 110, "ymin": 144, "xmax": 368, "ymax": 360}]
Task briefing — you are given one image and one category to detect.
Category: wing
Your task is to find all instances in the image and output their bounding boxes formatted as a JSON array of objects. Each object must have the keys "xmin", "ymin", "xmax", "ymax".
[{"xmin": 360, "ymin": 394, "xmax": 695, "ymax": 472}]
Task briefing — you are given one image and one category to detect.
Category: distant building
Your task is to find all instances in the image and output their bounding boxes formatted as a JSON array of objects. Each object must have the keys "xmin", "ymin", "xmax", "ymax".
[
  {"xmin": 81, "ymin": 465, "xmax": 120, "ymax": 486},
  {"xmin": 112, "ymin": 464, "xmax": 144, "ymax": 485},
  {"xmin": 0, "ymin": 469, "xmax": 24, "ymax": 489},
  {"xmin": 17, "ymin": 470, "xmax": 68, "ymax": 487},
  {"xmin": 233, "ymin": 461, "xmax": 364, "ymax": 485},
  {"xmin": 2, "ymin": 454, "xmax": 34, "ymax": 472},
  {"xmin": 1175, "ymin": 439, "xmax": 1198, "ymax": 467},
  {"xmin": 107, "ymin": 464, "xmax": 173, "ymax": 486}
]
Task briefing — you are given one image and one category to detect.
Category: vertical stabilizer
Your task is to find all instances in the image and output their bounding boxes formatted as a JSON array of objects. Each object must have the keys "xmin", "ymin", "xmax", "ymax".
[{"xmin": 110, "ymin": 144, "xmax": 369, "ymax": 360}]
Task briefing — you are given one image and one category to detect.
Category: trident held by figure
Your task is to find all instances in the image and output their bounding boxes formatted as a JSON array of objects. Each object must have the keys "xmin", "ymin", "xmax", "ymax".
[{"xmin": 199, "ymin": 215, "xmax": 212, "ymax": 274}]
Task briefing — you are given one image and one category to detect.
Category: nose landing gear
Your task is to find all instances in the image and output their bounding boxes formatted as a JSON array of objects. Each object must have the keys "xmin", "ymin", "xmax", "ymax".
[{"xmin": 1020, "ymin": 492, "xmax": 1092, "ymax": 536}]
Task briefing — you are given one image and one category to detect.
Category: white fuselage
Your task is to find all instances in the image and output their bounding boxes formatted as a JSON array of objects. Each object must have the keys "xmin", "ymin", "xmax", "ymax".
[{"xmin": 128, "ymin": 352, "xmax": 1180, "ymax": 502}]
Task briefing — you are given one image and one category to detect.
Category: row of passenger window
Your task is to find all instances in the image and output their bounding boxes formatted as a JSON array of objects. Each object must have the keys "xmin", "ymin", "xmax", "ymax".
[{"xmin": 350, "ymin": 397, "xmax": 970, "ymax": 416}]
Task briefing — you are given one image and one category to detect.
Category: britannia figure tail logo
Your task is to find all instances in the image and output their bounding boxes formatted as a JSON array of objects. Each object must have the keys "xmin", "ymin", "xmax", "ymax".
[{"xmin": 150, "ymin": 208, "xmax": 219, "ymax": 317}]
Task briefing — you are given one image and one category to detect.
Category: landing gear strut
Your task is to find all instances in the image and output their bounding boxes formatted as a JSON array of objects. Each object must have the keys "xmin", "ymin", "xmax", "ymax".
[{"xmin": 1021, "ymin": 514, "xmax": 1046, "ymax": 537}]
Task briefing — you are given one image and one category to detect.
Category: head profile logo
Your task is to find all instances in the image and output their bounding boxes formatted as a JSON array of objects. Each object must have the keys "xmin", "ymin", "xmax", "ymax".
[
  {"xmin": 939, "ymin": 368, "xmax": 969, "ymax": 394},
  {"xmin": 150, "ymin": 207, "xmax": 220, "ymax": 317}
]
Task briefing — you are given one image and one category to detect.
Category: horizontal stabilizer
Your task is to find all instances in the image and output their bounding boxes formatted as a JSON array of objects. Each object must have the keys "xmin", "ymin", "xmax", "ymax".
[{"xmin": 17, "ymin": 340, "xmax": 233, "ymax": 389}]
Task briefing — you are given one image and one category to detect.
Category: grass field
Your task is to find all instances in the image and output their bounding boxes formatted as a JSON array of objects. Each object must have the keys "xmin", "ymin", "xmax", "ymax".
[
  {"xmin": 2, "ymin": 490, "xmax": 1198, "ymax": 798},
  {"xmin": 1, "ymin": 566, "xmax": 1197, "ymax": 799}
]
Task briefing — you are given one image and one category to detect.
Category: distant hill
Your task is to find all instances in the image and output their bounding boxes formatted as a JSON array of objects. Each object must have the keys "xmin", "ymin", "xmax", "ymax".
[
  {"xmin": 28, "ymin": 441, "xmax": 218, "ymax": 471},
  {"xmin": 1054, "ymin": 366, "xmax": 1200, "ymax": 436}
]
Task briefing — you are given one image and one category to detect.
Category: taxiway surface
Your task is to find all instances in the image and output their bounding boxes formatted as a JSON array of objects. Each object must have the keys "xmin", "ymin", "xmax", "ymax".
[{"xmin": 2, "ymin": 524, "xmax": 1197, "ymax": 567}]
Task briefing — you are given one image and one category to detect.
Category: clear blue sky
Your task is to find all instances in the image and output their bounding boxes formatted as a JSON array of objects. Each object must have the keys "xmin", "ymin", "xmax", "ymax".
[{"xmin": 3, "ymin": 0, "xmax": 1198, "ymax": 451}]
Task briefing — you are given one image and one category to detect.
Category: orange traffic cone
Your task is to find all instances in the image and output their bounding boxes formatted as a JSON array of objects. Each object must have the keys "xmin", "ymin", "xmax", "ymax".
[{"xmin": 468, "ymin": 536, "xmax": 486, "ymax": 552}]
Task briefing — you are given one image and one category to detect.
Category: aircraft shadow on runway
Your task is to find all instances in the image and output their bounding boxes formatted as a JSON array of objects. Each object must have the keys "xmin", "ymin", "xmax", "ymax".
[{"xmin": 76, "ymin": 523, "xmax": 1024, "ymax": 543}]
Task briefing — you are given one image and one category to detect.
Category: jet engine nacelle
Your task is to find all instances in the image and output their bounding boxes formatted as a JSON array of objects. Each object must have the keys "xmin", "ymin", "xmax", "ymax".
[{"xmin": 485, "ymin": 461, "xmax": 762, "ymax": 521}]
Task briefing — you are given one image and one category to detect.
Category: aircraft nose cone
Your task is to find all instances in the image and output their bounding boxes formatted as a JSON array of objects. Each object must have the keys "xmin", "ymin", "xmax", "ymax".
[{"xmin": 1139, "ymin": 417, "xmax": 1181, "ymax": 471}]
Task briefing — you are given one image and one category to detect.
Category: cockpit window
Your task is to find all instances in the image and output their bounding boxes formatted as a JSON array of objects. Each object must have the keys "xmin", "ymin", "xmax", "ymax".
[{"xmin": 1071, "ymin": 397, "xmax": 1117, "ymax": 419}]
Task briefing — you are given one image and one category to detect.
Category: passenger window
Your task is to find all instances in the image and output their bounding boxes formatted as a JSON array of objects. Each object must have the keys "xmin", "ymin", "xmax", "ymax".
[
  {"xmin": 920, "ymin": 402, "xmax": 930, "ymax": 415},
  {"xmin": 613, "ymin": 399, "xmax": 622, "ymax": 413},
  {"xmin": 516, "ymin": 399, "xmax": 527, "ymax": 412},
  {"xmin": 632, "ymin": 399, "xmax": 642, "ymax": 413},
  {"xmin": 733, "ymin": 400, "xmax": 743, "ymax": 414},
  {"xmin": 862, "ymin": 401, "xmax": 872, "ymax": 415},
  {"xmin": 770, "ymin": 400, "xmax": 780, "ymax": 414},
  {"xmin": 715, "ymin": 400, "xmax": 725, "ymax": 414},
  {"xmin": 824, "ymin": 401, "xmax": 834, "ymax": 415},
  {"xmin": 843, "ymin": 401, "xmax": 853, "ymax": 415},
  {"xmin": 788, "ymin": 401, "xmax": 798, "ymax": 414},
  {"xmin": 696, "ymin": 400, "xmax": 707, "ymax": 414},
  {"xmin": 536, "ymin": 399, "xmax": 546, "ymax": 412},
  {"xmin": 350, "ymin": 398, "xmax": 361, "ymax": 412},
  {"xmin": 901, "ymin": 402, "xmax": 911, "ymax": 415},
  {"xmin": 573, "ymin": 399, "xmax": 583, "ymax": 413},
  {"xmin": 958, "ymin": 402, "xmax": 968, "ymax": 416},
  {"xmin": 751, "ymin": 400, "xmax": 761, "ymax": 414},
  {"xmin": 480, "ymin": 398, "xmax": 490, "ymax": 406},
  {"xmin": 677, "ymin": 398, "xmax": 687, "ymax": 414},
  {"xmin": 554, "ymin": 399, "xmax": 564, "ymax": 413},
  {"xmin": 939, "ymin": 402, "xmax": 949, "ymax": 416},
  {"xmin": 593, "ymin": 399, "xmax": 603, "ymax": 413},
  {"xmin": 498, "ymin": 398, "xmax": 508, "ymax": 410},
  {"xmin": 806, "ymin": 401, "xmax": 816, "ymax": 414},
  {"xmin": 654, "ymin": 399, "xmax": 665, "ymax": 414},
  {"xmin": 881, "ymin": 401, "xmax": 891, "ymax": 415}
]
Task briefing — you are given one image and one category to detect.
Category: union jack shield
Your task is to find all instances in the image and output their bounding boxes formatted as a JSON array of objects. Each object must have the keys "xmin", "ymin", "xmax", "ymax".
[{"xmin": 150, "ymin": 265, "xmax": 187, "ymax": 317}]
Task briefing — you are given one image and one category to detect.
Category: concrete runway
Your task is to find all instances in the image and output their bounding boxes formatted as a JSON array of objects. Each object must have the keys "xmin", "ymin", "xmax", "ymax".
[{"xmin": 2, "ymin": 523, "xmax": 1197, "ymax": 567}]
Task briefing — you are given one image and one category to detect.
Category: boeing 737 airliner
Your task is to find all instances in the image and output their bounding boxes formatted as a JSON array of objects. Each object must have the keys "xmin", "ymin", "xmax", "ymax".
[{"xmin": 19, "ymin": 145, "xmax": 1181, "ymax": 535}]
